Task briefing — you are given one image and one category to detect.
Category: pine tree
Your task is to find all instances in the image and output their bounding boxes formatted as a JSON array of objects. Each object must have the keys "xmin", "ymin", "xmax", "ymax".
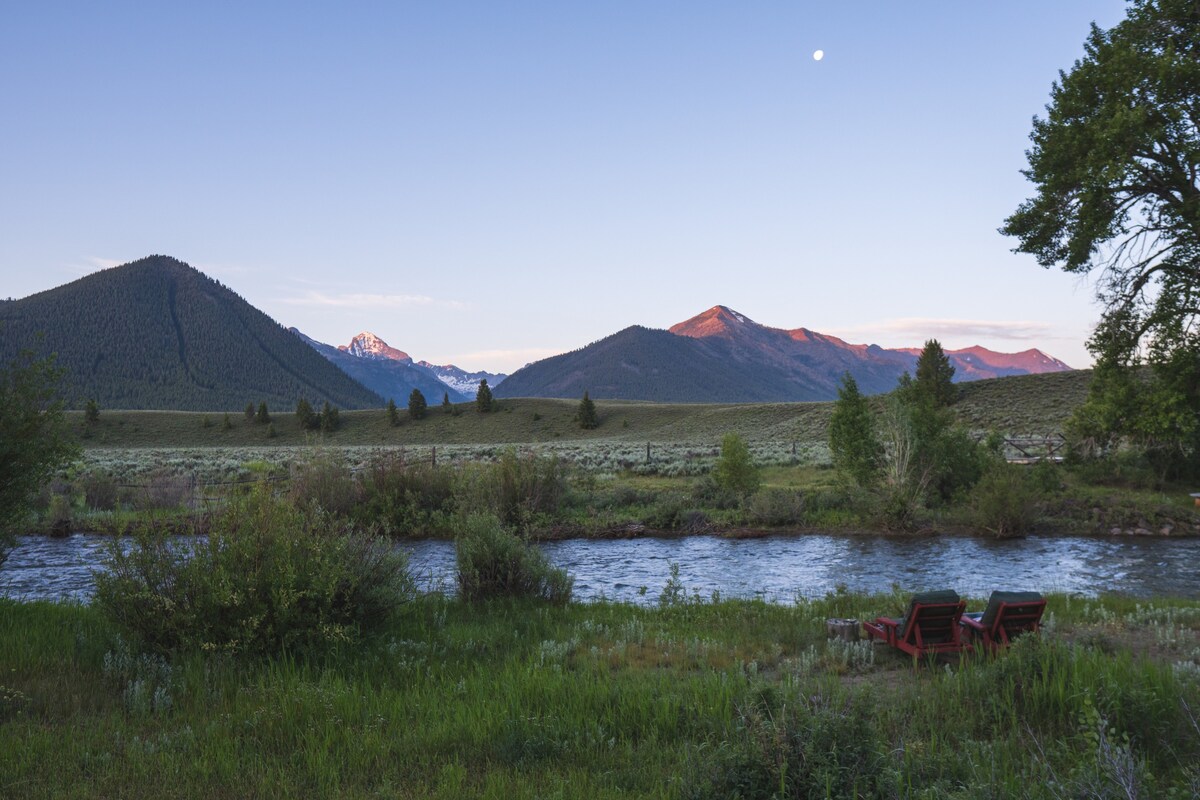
[
  {"xmin": 84, "ymin": 398, "xmax": 100, "ymax": 424},
  {"xmin": 320, "ymin": 401, "xmax": 339, "ymax": 432},
  {"xmin": 386, "ymin": 397, "xmax": 400, "ymax": 426},
  {"xmin": 256, "ymin": 401, "xmax": 271, "ymax": 424},
  {"xmin": 476, "ymin": 379, "xmax": 493, "ymax": 413},
  {"xmin": 296, "ymin": 398, "xmax": 315, "ymax": 429},
  {"xmin": 245, "ymin": 402, "xmax": 256, "ymax": 421},
  {"xmin": 408, "ymin": 389, "xmax": 427, "ymax": 420},
  {"xmin": 828, "ymin": 373, "xmax": 882, "ymax": 486},
  {"xmin": 576, "ymin": 390, "xmax": 598, "ymax": 429},
  {"xmin": 914, "ymin": 339, "xmax": 956, "ymax": 408},
  {"xmin": 442, "ymin": 392, "xmax": 452, "ymax": 414}
]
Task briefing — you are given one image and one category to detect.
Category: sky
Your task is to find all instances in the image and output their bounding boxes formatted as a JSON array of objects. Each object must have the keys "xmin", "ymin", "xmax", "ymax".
[{"xmin": 0, "ymin": 1, "xmax": 1131, "ymax": 374}]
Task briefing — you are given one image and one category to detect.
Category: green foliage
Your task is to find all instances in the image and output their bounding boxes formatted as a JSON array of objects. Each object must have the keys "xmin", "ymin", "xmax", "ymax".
[
  {"xmin": 244, "ymin": 402, "xmax": 255, "ymax": 421},
  {"xmin": 453, "ymin": 450, "xmax": 566, "ymax": 530},
  {"xmin": 0, "ymin": 348, "xmax": 80, "ymax": 557},
  {"xmin": 575, "ymin": 390, "xmax": 598, "ymax": 429},
  {"xmin": 476, "ymin": 379, "xmax": 493, "ymax": 412},
  {"xmin": 84, "ymin": 398, "xmax": 100, "ymax": 424},
  {"xmin": 288, "ymin": 454, "xmax": 358, "ymax": 517},
  {"xmin": 255, "ymin": 401, "xmax": 270, "ymax": 424},
  {"xmin": 296, "ymin": 397, "xmax": 316, "ymax": 430},
  {"xmin": 454, "ymin": 514, "xmax": 572, "ymax": 603},
  {"xmin": 971, "ymin": 463, "xmax": 1044, "ymax": 538},
  {"xmin": 386, "ymin": 397, "xmax": 399, "ymax": 427},
  {"xmin": 712, "ymin": 433, "xmax": 760, "ymax": 496},
  {"xmin": 1003, "ymin": 0, "xmax": 1200, "ymax": 482},
  {"xmin": 914, "ymin": 339, "xmax": 956, "ymax": 407},
  {"xmin": 1001, "ymin": 1, "xmax": 1200, "ymax": 356},
  {"xmin": 828, "ymin": 373, "xmax": 882, "ymax": 487},
  {"xmin": 319, "ymin": 401, "xmax": 339, "ymax": 432},
  {"xmin": 92, "ymin": 487, "xmax": 412, "ymax": 656},
  {"xmin": 442, "ymin": 392, "xmax": 452, "ymax": 413},
  {"xmin": 1067, "ymin": 318, "xmax": 1200, "ymax": 481},
  {"xmin": 408, "ymin": 388, "xmax": 427, "ymax": 420},
  {"xmin": 353, "ymin": 459, "xmax": 456, "ymax": 536}
]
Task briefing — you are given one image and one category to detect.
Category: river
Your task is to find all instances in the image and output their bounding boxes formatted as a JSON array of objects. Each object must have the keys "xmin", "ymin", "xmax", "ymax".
[{"xmin": 3, "ymin": 533, "xmax": 1199, "ymax": 604}]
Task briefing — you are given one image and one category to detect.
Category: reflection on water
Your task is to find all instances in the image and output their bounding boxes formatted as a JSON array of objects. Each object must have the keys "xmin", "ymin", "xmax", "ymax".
[{"xmin": 3, "ymin": 533, "xmax": 1200, "ymax": 604}]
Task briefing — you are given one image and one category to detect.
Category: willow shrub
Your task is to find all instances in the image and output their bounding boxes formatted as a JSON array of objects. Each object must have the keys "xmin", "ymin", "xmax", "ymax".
[
  {"xmin": 94, "ymin": 486, "xmax": 412, "ymax": 657},
  {"xmin": 454, "ymin": 514, "xmax": 572, "ymax": 604}
]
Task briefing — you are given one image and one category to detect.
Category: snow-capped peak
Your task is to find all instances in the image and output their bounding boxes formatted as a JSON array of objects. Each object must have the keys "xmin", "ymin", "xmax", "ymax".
[{"xmin": 339, "ymin": 332, "xmax": 412, "ymax": 363}]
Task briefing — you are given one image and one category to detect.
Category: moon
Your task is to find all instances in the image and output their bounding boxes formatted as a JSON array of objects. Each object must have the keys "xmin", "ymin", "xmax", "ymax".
[{"xmin": 813, "ymin": 49, "xmax": 824, "ymax": 61}]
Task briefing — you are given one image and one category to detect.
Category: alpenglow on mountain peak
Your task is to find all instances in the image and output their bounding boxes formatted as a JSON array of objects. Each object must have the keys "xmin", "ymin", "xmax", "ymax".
[{"xmin": 338, "ymin": 332, "xmax": 412, "ymax": 363}]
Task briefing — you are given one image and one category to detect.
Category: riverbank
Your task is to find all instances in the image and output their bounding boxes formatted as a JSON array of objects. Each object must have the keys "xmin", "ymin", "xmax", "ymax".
[{"xmin": 1, "ymin": 591, "xmax": 1197, "ymax": 798}]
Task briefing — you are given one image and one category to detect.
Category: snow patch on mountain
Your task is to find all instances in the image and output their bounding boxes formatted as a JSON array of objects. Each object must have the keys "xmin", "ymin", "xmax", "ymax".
[{"xmin": 417, "ymin": 361, "xmax": 507, "ymax": 396}]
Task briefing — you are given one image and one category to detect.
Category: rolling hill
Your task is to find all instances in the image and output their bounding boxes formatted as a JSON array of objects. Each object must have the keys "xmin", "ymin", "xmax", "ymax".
[{"xmin": 0, "ymin": 255, "xmax": 383, "ymax": 411}]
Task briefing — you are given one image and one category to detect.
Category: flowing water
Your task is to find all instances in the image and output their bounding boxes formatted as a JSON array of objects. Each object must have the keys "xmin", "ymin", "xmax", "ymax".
[{"xmin": 3, "ymin": 533, "xmax": 1199, "ymax": 604}]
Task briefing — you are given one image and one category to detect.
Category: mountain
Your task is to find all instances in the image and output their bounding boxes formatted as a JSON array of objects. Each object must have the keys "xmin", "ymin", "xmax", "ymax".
[
  {"xmin": 495, "ymin": 305, "xmax": 1072, "ymax": 402},
  {"xmin": 416, "ymin": 361, "xmax": 507, "ymax": 397},
  {"xmin": 0, "ymin": 256, "xmax": 383, "ymax": 410},
  {"xmin": 291, "ymin": 330, "xmax": 469, "ymax": 404}
]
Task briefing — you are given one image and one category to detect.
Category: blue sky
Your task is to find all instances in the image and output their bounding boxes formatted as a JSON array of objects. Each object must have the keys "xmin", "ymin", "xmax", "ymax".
[{"xmin": 0, "ymin": 2, "xmax": 1129, "ymax": 373}]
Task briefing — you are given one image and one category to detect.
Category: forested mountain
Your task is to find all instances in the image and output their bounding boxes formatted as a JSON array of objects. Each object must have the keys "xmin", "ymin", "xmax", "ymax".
[
  {"xmin": 0, "ymin": 256, "xmax": 382, "ymax": 410},
  {"xmin": 291, "ymin": 329, "xmax": 469, "ymax": 404},
  {"xmin": 495, "ymin": 306, "xmax": 1072, "ymax": 402}
]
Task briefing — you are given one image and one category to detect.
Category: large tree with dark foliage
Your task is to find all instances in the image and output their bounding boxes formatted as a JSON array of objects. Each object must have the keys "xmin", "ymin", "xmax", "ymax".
[
  {"xmin": 914, "ymin": 339, "xmax": 956, "ymax": 408},
  {"xmin": 1002, "ymin": 0, "xmax": 1200, "ymax": 478},
  {"xmin": 0, "ymin": 349, "xmax": 79, "ymax": 562},
  {"xmin": 408, "ymin": 389, "xmax": 427, "ymax": 420}
]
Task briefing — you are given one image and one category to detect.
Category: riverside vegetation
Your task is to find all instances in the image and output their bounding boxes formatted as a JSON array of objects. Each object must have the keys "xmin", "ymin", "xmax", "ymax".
[
  {"xmin": 26, "ymin": 365, "xmax": 1199, "ymax": 541},
  {"xmin": 2, "ymin": 571, "xmax": 1200, "ymax": 796}
]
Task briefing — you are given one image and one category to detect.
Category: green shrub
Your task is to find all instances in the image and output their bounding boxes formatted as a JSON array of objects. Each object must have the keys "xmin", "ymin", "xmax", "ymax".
[
  {"xmin": 77, "ymin": 470, "xmax": 120, "ymax": 511},
  {"xmin": 971, "ymin": 464, "xmax": 1042, "ymax": 538},
  {"xmin": 354, "ymin": 458, "xmax": 455, "ymax": 535},
  {"xmin": 745, "ymin": 488, "xmax": 806, "ymax": 526},
  {"xmin": 684, "ymin": 686, "xmax": 889, "ymax": 799},
  {"xmin": 93, "ymin": 487, "xmax": 412, "ymax": 657},
  {"xmin": 712, "ymin": 433, "xmax": 760, "ymax": 496},
  {"xmin": 454, "ymin": 514, "xmax": 572, "ymax": 603},
  {"xmin": 289, "ymin": 454, "xmax": 357, "ymax": 517},
  {"xmin": 453, "ymin": 450, "xmax": 565, "ymax": 530}
]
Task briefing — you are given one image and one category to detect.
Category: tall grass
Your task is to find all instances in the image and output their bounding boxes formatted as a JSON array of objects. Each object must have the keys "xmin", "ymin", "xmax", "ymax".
[{"xmin": 1, "ymin": 590, "xmax": 1198, "ymax": 797}]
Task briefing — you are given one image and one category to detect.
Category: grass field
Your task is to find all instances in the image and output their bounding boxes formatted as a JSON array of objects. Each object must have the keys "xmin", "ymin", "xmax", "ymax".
[
  {"xmin": 69, "ymin": 370, "xmax": 1094, "ymax": 451},
  {"xmin": 1, "ymin": 590, "xmax": 1198, "ymax": 798}
]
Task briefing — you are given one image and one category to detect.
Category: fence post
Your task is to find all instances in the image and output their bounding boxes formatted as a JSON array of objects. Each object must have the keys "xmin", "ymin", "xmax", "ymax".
[
  {"xmin": 431, "ymin": 446, "xmax": 436, "ymax": 468},
  {"xmin": 646, "ymin": 442, "xmax": 651, "ymax": 464}
]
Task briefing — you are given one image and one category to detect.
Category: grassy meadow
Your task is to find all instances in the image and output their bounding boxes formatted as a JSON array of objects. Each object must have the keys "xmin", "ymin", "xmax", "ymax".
[
  {"xmin": 2, "ymin": 590, "xmax": 1199, "ymax": 798},
  {"xmin": 68, "ymin": 370, "xmax": 1093, "ymax": 450}
]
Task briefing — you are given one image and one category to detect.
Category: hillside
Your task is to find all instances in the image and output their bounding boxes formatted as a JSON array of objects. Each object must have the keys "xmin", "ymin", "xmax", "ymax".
[
  {"xmin": 495, "ymin": 305, "xmax": 1073, "ymax": 403},
  {"xmin": 0, "ymin": 256, "xmax": 382, "ymax": 411},
  {"xmin": 68, "ymin": 369, "xmax": 1093, "ymax": 449}
]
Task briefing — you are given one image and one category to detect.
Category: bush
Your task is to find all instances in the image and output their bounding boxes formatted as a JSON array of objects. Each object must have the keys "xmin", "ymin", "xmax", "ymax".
[
  {"xmin": 454, "ymin": 514, "xmax": 572, "ymax": 603},
  {"xmin": 354, "ymin": 458, "xmax": 456, "ymax": 535},
  {"xmin": 133, "ymin": 468, "xmax": 195, "ymax": 511},
  {"xmin": 971, "ymin": 464, "xmax": 1043, "ymax": 538},
  {"xmin": 745, "ymin": 488, "xmax": 806, "ymax": 526},
  {"xmin": 289, "ymin": 454, "xmax": 358, "ymax": 517},
  {"xmin": 93, "ymin": 487, "xmax": 412, "ymax": 657},
  {"xmin": 77, "ymin": 470, "xmax": 120, "ymax": 511},
  {"xmin": 712, "ymin": 433, "xmax": 760, "ymax": 496},
  {"xmin": 453, "ymin": 450, "xmax": 565, "ymax": 530}
]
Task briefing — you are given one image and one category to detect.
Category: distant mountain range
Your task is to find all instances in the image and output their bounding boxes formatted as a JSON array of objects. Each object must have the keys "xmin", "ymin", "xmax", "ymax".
[
  {"xmin": 290, "ymin": 329, "xmax": 506, "ymax": 405},
  {"xmin": 495, "ymin": 305, "xmax": 1071, "ymax": 402},
  {"xmin": 0, "ymin": 256, "xmax": 383, "ymax": 410},
  {"xmin": 1, "ymin": 257, "xmax": 1071, "ymax": 409}
]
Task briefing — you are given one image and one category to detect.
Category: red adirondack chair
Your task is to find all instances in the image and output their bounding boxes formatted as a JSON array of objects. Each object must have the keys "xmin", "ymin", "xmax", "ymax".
[
  {"xmin": 861, "ymin": 590, "xmax": 967, "ymax": 659},
  {"xmin": 960, "ymin": 591, "xmax": 1046, "ymax": 652}
]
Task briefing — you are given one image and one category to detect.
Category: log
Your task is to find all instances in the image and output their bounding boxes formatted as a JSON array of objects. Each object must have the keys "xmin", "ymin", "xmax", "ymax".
[{"xmin": 826, "ymin": 618, "xmax": 860, "ymax": 642}]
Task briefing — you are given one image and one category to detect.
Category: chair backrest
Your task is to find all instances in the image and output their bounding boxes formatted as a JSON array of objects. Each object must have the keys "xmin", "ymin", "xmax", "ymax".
[
  {"xmin": 900, "ymin": 590, "xmax": 962, "ymax": 644},
  {"xmin": 980, "ymin": 591, "xmax": 1045, "ymax": 632}
]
